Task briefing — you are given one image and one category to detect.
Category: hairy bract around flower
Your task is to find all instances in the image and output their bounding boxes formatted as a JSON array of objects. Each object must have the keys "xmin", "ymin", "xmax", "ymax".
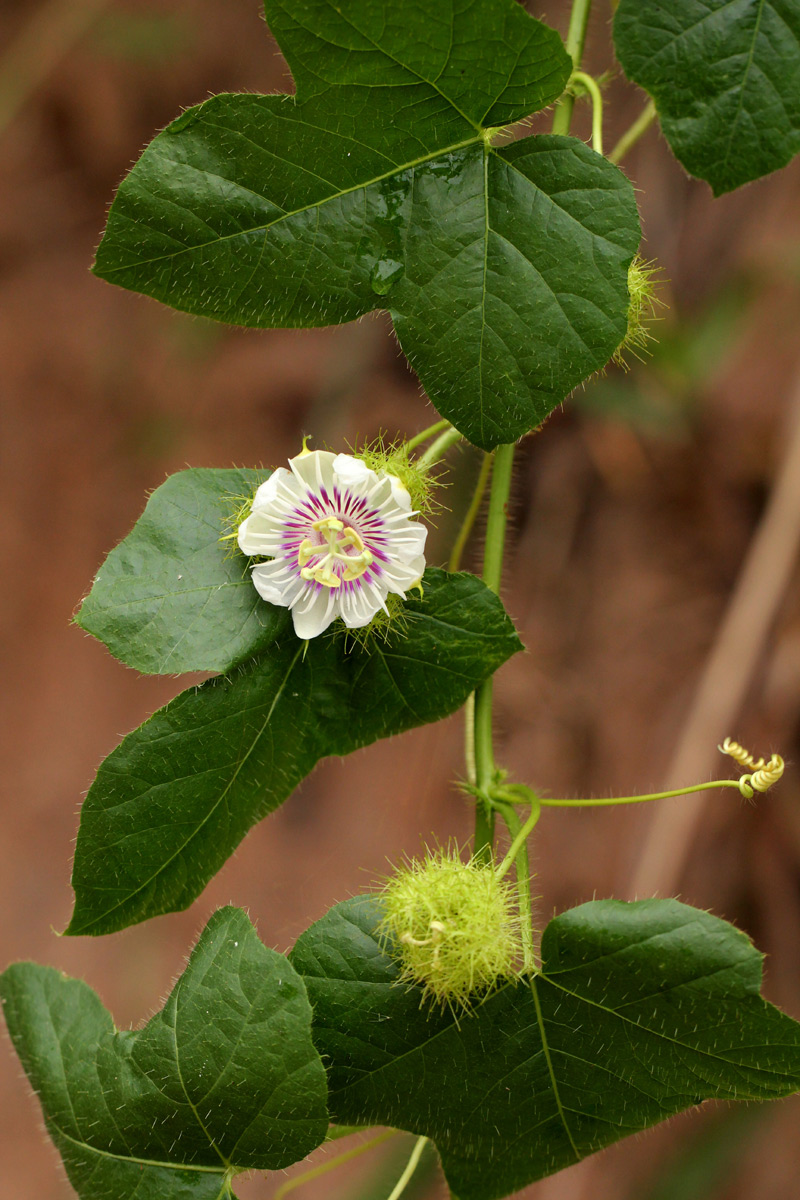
[
  {"xmin": 379, "ymin": 848, "xmax": 521, "ymax": 1011},
  {"xmin": 237, "ymin": 448, "xmax": 427, "ymax": 639}
]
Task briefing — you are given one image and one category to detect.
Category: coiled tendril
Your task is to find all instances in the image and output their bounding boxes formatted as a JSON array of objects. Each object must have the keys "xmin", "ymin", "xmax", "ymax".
[{"xmin": 719, "ymin": 737, "xmax": 785, "ymax": 798}]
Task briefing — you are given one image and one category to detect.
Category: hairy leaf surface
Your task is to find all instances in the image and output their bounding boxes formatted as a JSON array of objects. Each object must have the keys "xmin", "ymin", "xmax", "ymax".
[
  {"xmin": 68, "ymin": 570, "xmax": 522, "ymax": 935},
  {"xmin": 93, "ymin": 0, "xmax": 641, "ymax": 447},
  {"xmin": 1, "ymin": 908, "xmax": 328, "ymax": 1200},
  {"xmin": 77, "ymin": 468, "xmax": 286, "ymax": 675},
  {"xmin": 614, "ymin": 0, "xmax": 800, "ymax": 195},
  {"xmin": 291, "ymin": 895, "xmax": 800, "ymax": 1200}
]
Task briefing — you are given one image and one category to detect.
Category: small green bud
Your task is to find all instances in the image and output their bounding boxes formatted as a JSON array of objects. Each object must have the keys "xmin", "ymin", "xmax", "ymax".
[
  {"xmin": 614, "ymin": 253, "xmax": 664, "ymax": 368},
  {"xmin": 379, "ymin": 847, "xmax": 521, "ymax": 1011},
  {"xmin": 352, "ymin": 435, "xmax": 437, "ymax": 518}
]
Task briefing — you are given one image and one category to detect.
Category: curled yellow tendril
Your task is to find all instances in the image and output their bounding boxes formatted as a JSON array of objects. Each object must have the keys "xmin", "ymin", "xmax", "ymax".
[{"xmin": 719, "ymin": 737, "xmax": 785, "ymax": 798}]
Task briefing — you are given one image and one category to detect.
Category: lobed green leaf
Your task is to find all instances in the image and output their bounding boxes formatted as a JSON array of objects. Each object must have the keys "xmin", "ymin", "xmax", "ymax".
[
  {"xmin": 92, "ymin": 0, "xmax": 641, "ymax": 448},
  {"xmin": 291, "ymin": 895, "xmax": 800, "ymax": 1200},
  {"xmin": 1, "ymin": 908, "xmax": 328, "ymax": 1200},
  {"xmin": 67, "ymin": 569, "xmax": 522, "ymax": 936},
  {"xmin": 614, "ymin": 0, "xmax": 800, "ymax": 195},
  {"xmin": 76, "ymin": 468, "xmax": 287, "ymax": 675}
]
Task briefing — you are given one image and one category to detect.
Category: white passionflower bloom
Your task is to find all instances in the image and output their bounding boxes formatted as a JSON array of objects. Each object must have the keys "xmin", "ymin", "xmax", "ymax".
[{"xmin": 237, "ymin": 449, "xmax": 427, "ymax": 639}]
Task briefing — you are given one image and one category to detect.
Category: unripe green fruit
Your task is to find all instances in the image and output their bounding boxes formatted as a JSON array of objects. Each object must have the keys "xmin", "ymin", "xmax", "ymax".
[{"xmin": 379, "ymin": 848, "xmax": 521, "ymax": 1011}]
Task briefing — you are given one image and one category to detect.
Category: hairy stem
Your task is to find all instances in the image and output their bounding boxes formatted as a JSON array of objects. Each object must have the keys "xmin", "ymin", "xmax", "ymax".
[
  {"xmin": 405, "ymin": 418, "xmax": 450, "ymax": 453},
  {"xmin": 418, "ymin": 425, "xmax": 462, "ymax": 468},
  {"xmin": 496, "ymin": 798, "xmax": 542, "ymax": 878},
  {"xmin": 608, "ymin": 98, "xmax": 657, "ymax": 164},
  {"xmin": 496, "ymin": 779, "xmax": 743, "ymax": 809},
  {"xmin": 495, "ymin": 800, "xmax": 539, "ymax": 972},
  {"xmin": 449, "ymin": 451, "xmax": 492, "ymax": 572},
  {"xmin": 473, "ymin": 443, "xmax": 515, "ymax": 858},
  {"xmin": 551, "ymin": 0, "xmax": 593, "ymax": 136}
]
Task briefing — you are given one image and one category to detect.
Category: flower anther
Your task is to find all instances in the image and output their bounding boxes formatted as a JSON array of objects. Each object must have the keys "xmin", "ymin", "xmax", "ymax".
[{"xmin": 237, "ymin": 449, "xmax": 427, "ymax": 639}]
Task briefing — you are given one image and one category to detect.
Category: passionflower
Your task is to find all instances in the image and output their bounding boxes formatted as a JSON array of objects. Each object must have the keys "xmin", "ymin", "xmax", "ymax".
[{"xmin": 237, "ymin": 448, "xmax": 427, "ymax": 639}]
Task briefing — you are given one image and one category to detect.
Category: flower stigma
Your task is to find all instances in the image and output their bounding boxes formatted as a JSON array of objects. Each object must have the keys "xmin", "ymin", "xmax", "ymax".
[{"xmin": 237, "ymin": 448, "xmax": 427, "ymax": 639}]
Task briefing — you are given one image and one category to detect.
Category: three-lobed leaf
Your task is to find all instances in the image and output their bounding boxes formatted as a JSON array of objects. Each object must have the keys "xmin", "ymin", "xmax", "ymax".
[
  {"xmin": 291, "ymin": 895, "xmax": 800, "ymax": 1200},
  {"xmin": 1, "ymin": 908, "xmax": 328, "ymax": 1200},
  {"xmin": 77, "ymin": 467, "xmax": 287, "ymax": 675},
  {"xmin": 67, "ymin": 568, "xmax": 522, "ymax": 936},
  {"xmin": 92, "ymin": 0, "xmax": 641, "ymax": 448},
  {"xmin": 614, "ymin": 0, "xmax": 800, "ymax": 195}
]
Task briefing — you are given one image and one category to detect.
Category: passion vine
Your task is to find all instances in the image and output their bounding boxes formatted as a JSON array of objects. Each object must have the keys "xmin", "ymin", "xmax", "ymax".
[{"xmin": 4, "ymin": 1, "xmax": 800, "ymax": 1198}]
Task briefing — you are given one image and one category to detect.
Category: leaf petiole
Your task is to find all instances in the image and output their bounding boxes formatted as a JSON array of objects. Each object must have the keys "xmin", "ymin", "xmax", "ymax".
[
  {"xmin": 571, "ymin": 71, "xmax": 604, "ymax": 154},
  {"xmin": 272, "ymin": 1130, "xmax": 397, "ymax": 1199},
  {"xmin": 417, "ymin": 425, "xmax": 462, "ymax": 468},
  {"xmin": 386, "ymin": 1136, "xmax": 429, "ymax": 1200},
  {"xmin": 405, "ymin": 418, "xmax": 451, "ymax": 453},
  {"xmin": 608, "ymin": 98, "xmax": 658, "ymax": 164}
]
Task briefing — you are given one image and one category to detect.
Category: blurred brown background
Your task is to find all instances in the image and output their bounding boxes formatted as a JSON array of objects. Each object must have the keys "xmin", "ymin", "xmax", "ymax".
[{"xmin": 2, "ymin": 2, "xmax": 800, "ymax": 1198}]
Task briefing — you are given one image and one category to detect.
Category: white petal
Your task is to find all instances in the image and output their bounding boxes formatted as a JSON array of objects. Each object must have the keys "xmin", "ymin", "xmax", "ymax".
[
  {"xmin": 338, "ymin": 581, "xmax": 384, "ymax": 628},
  {"xmin": 333, "ymin": 453, "xmax": 373, "ymax": 491},
  {"xmin": 387, "ymin": 474, "xmax": 412, "ymax": 510},
  {"xmin": 250, "ymin": 561, "xmax": 293, "ymax": 605},
  {"xmin": 381, "ymin": 555, "xmax": 426, "ymax": 595},
  {"xmin": 289, "ymin": 449, "xmax": 337, "ymax": 493},
  {"xmin": 291, "ymin": 585, "xmax": 338, "ymax": 639},
  {"xmin": 389, "ymin": 522, "xmax": 427, "ymax": 561},
  {"xmin": 251, "ymin": 468, "xmax": 291, "ymax": 510},
  {"xmin": 238, "ymin": 508, "xmax": 288, "ymax": 556}
]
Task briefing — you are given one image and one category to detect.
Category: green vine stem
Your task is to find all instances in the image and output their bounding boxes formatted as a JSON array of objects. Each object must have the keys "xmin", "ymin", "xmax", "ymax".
[
  {"xmin": 496, "ymin": 779, "xmax": 744, "ymax": 808},
  {"xmin": 386, "ymin": 1136, "xmax": 429, "ymax": 1200},
  {"xmin": 571, "ymin": 71, "xmax": 604, "ymax": 154},
  {"xmin": 404, "ymin": 417, "xmax": 450, "ymax": 453},
  {"xmin": 449, "ymin": 451, "xmax": 492, "ymax": 572},
  {"xmin": 608, "ymin": 98, "xmax": 657, "ymax": 164},
  {"xmin": 551, "ymin": 0, "xmax": 593, "ymax": 136},
  {"xmin": 473, "ymin": 442, "xmax": 515, "ymax": 858},
  {"xmin": 494, "ymin": 799, "xmax": 539, "ymax": 972},
  {"xmin": 272, "ymin": 1130, "xmax": 396, "ymax": 1199},
  {"xmin": 418, "ymin": 424, "xmax": 462, "ymax": 468}
]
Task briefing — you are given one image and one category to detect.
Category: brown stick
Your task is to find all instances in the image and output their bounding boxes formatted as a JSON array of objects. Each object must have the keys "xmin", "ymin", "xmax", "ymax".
[{"xmin": 628, "ymin": 368, "xmax": 800, "ymax": 898}]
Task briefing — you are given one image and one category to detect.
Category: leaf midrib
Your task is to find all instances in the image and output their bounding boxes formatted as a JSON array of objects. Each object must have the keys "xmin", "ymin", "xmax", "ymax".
[
  {"xmin": 718, "ymin": 0, "xmax": 767, "ymax": 176},
  {"xmin": 48, "ymin": 1118, "xmax": 226, "ymax": 1174},
  {"xmin": 73, "ymin": 645, "xmax": 305, "ymax": 932},
  {"xmin": 326, "ymin": 932, "xmax": 788, "ymax": 1121},
  {"xmin": 274, "ymin": 0, "xmax": 481, "ymax": 134},
  {"xmin": 101, "ymin": 135, "xmax": 483, "ymax": 275}
]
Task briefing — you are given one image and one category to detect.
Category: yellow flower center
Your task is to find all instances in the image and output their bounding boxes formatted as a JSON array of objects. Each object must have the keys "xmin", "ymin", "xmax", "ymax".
[{"xmin": 297, "ymin": 516, "xmax": 374, "ymax": 588}]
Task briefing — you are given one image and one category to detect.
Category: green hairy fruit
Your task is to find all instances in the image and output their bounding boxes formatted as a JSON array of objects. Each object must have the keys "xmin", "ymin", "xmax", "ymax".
[{"xmin": 379, "ymin": 848, "xmax": 522, "ymax": 1010}]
